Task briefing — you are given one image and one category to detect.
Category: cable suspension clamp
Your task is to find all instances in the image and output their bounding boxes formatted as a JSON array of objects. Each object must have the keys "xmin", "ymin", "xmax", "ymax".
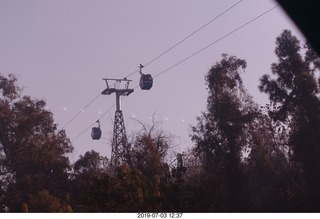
[{"xmin": 139, "ymin": 64, "xmax": 144, "ymax": 75}]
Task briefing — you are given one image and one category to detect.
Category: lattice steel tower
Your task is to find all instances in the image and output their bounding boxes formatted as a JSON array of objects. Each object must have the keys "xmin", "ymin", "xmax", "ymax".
[{"xmin": 102, "ymin": 78, "xmax": 134, "ymax": 169}]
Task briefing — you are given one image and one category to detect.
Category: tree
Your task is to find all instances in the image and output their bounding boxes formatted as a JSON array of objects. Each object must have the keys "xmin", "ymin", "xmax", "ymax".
[
  {"xmin": 71, "ymin": 150, "xmax": 110, "ymax": 212},
  {"xmin": 191, "ymin": 54, "xmax": 257, "ymax": 211},
  {"xmin": 259, "ymin": 30, "xmax": 320, "ymax": 211},
  {"xmin": 129, "ymin": 116, "xmax": 174, "ymax": 211},
  {"xmin": 0, "ymin": 74, "xmax": 73, "ymax": 211},
  {"xmin": 73, "ymin": 150, "xmax": 108, "ymax": 176},
  {"xmin": 109, "ymin": 164, "xmax": 145, "ymax": 212},
  {"xmin": 160, "ymin": 153, "xmax": 189, "ymax": 212},
  {"xmin": 243, "ymin": 106, "xmax": 290, "ymax": 211},
  {"xmin": 130, "ymin": 116, "xmax": 172, "ymax": 178},
  {"xmin": 27, "ymin": 189, "xmax": 62, "ymax": 212}
]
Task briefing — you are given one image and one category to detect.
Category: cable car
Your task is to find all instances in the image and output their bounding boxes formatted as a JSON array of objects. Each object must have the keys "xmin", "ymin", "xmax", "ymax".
[
  {"xmin": 139, "ymin": 64, "xmax": 153, "ymax": 90},
  {"xmin": 140, "ymin": 74, "xmax": 153, "ymax": 90},
  {"xmin": 91, "ymin": 120, "xmax": 101, "ymax": 140}
]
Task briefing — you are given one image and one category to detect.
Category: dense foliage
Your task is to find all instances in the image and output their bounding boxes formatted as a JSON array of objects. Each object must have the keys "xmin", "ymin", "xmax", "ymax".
[{"xmin": 0, "ymin": 30, "xmax": 319, "ymax": 212}]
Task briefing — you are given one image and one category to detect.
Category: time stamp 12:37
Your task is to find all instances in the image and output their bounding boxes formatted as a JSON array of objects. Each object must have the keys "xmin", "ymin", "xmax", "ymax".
[{"xmin": 137, "ymin": 213, "xmax": 183, "ymax": 218}]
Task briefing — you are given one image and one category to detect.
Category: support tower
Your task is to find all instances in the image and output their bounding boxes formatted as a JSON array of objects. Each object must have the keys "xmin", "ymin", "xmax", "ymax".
[{"xmin": 102, "ymin": 78, "xmax": 134, "ymax": 169}]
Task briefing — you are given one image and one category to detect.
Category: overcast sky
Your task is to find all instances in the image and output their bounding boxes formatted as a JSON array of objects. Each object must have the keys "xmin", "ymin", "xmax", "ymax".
[{"xmin": 0, "ymin": 0, "xmax": 305, "ymax": 162}]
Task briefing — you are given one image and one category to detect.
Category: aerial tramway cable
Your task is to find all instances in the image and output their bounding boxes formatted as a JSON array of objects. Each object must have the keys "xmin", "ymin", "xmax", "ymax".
[
  {"xmin": 61, "ymin": 0, "xmax": 244, "ymax": 130},
  {"xmin": 71, "ymin": 4, "xmax": 280, "ymax": 143}
]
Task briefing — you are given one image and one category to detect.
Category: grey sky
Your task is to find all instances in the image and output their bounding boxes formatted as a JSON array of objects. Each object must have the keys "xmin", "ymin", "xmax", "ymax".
[{"xmin": 0, "ymin": 0, "xmax": 304, "ymax": 161}]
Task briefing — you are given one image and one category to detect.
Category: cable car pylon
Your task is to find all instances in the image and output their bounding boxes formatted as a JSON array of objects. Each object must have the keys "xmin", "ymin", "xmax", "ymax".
[{"xmin": 101, "ymin": 78, "xmax": 134, "ymax": 170}]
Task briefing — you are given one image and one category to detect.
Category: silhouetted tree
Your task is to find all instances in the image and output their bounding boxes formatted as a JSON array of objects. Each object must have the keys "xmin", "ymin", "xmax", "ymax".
[
  {"xmin": 0, "ymin": 74, "xmax": 73, "ymax": 211},
  {"xmin": 70, "ymin": 150, "xmax": 109, "ymax": 212},
  {"xmin": 259, "ymin": 30, "xmax": 320, "ymax": 211},
  {"xmin": 243, "ymin": 107, "xmax": 290, "ymax": 211},
  {"xmin": 191, "ymin": 54, "xmax": 257, "ymax": 211},
  {"xmin": 129, "ymin": 116, "xmax": 174, "ymax": 211},
  {"xmin": 74, "ymin": 150, "xmax": 108, "ymax": 176},
  {"xmin": 28, "ymin": 189, "xmax": 62, "ymax": 212}
]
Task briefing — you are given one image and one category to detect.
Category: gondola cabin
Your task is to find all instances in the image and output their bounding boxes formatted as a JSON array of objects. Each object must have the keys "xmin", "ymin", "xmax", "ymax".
[
  {"xmin": 139, "ymin": 74, "xmax": 153, "ymax": 90},
  {"xmin": 91, "ymin": 127, "xmax": 102, "ymax": 140}
]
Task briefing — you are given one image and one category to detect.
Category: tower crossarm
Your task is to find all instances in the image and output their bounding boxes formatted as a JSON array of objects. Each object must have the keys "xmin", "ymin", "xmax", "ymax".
[
  {"xmin": 101, "ymin": 78, "xmax": 134, "ymax": 96},
  {"xmin": 101, "ymin": 88, "xmax": 134, "ymax": 96}
]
